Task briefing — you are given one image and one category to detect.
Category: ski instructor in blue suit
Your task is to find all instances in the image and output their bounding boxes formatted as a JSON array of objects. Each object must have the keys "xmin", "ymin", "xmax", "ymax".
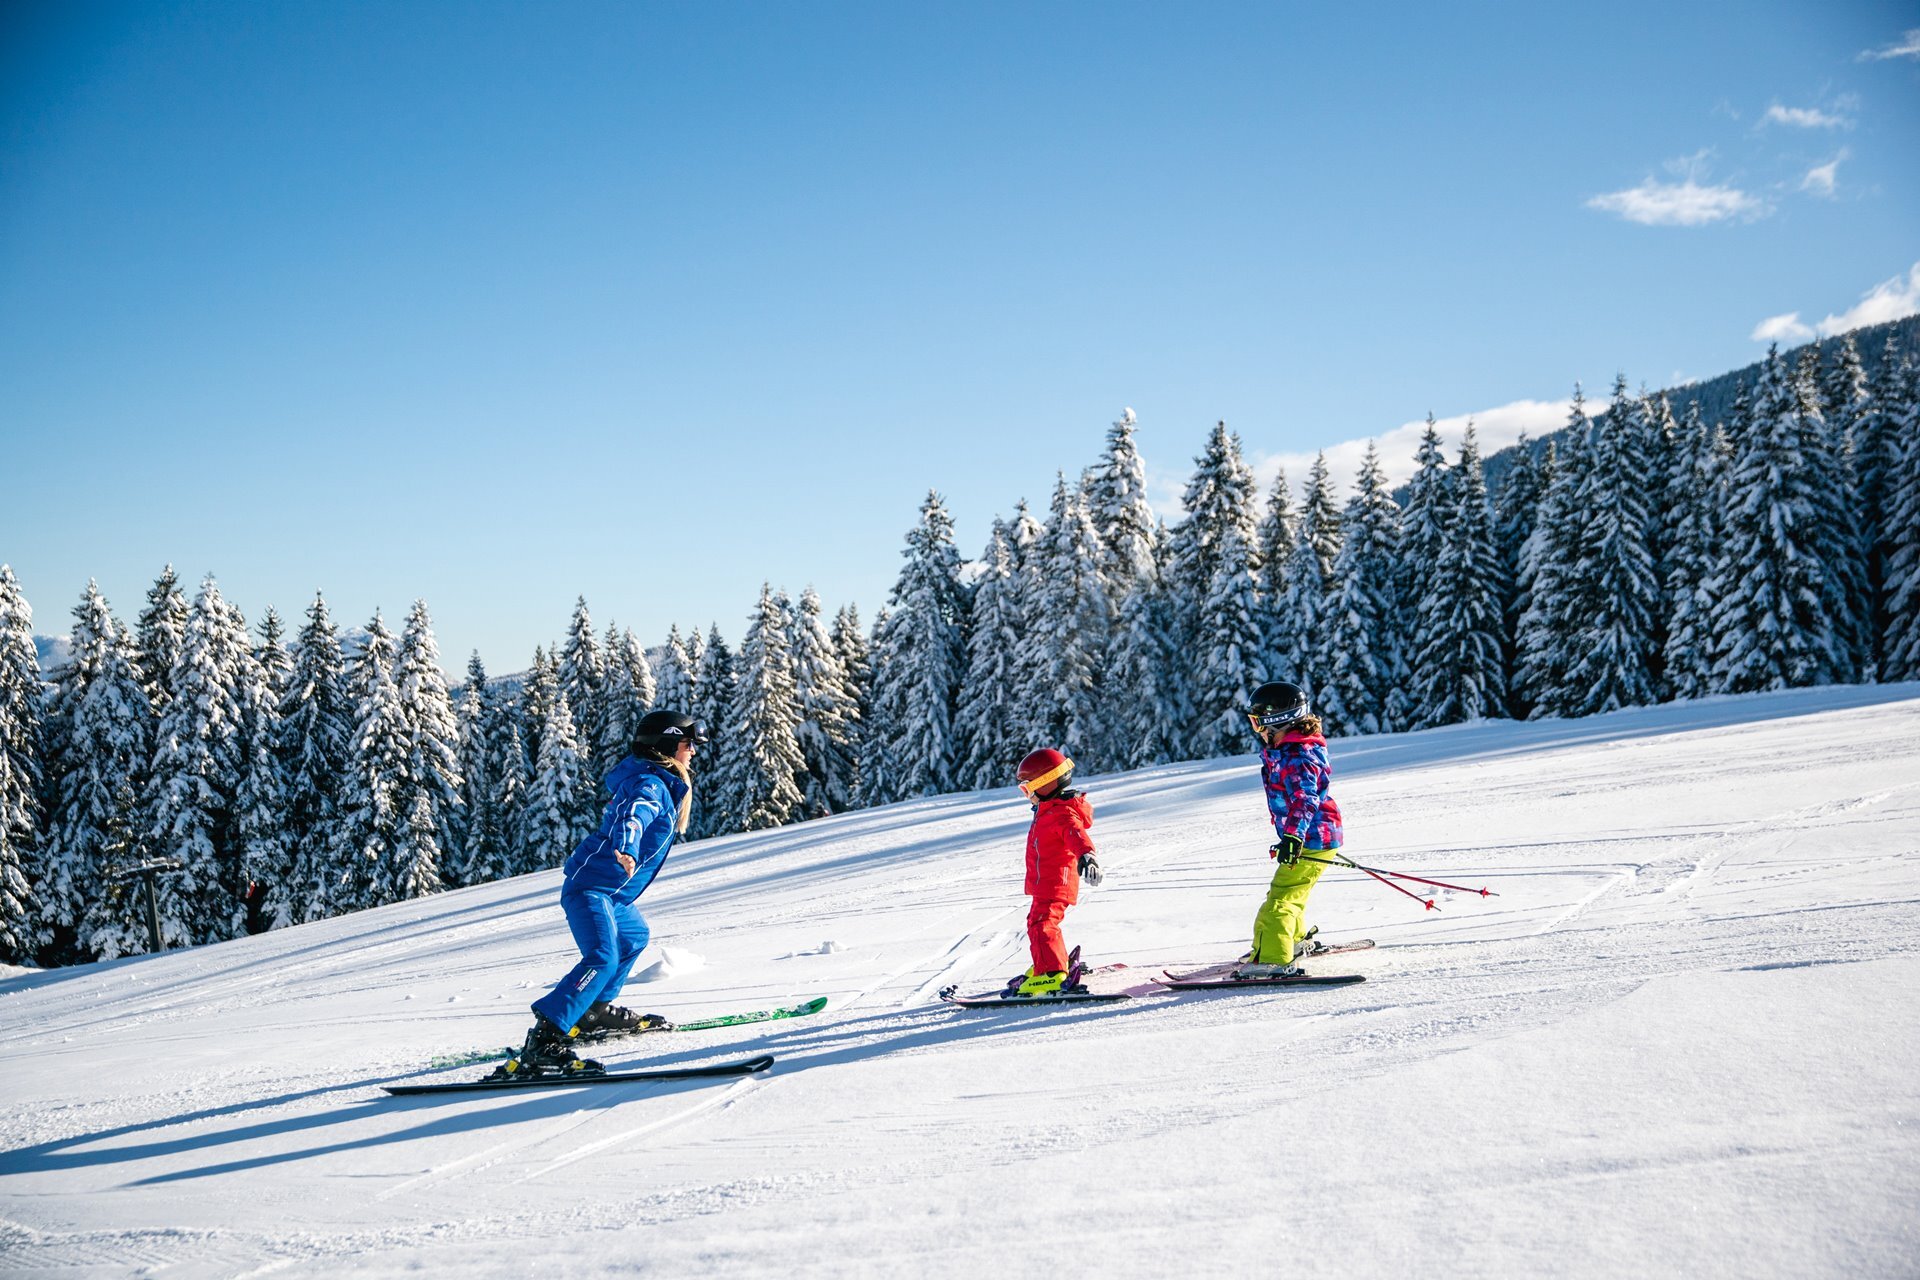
[{"xmin": 508, "ymin": 709, "xmax": 707, "ymax": 1076}]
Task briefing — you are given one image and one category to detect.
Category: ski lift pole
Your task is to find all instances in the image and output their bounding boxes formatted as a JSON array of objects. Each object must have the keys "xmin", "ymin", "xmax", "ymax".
[{"xmin": 107, "ymin": 857, "xmax": 184, "ymax": 954}]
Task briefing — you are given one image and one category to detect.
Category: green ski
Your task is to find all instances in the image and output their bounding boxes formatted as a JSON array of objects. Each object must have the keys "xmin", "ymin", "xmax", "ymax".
[{"xmin": 430, "ymin": 996, "xmax": 829, "ymax": 1069}]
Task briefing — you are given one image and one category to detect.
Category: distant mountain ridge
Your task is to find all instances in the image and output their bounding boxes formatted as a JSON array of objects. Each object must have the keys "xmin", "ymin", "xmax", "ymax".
[{"xmin": 1481, "ymin": 312, "xmax": 1920, "ymax": 489}]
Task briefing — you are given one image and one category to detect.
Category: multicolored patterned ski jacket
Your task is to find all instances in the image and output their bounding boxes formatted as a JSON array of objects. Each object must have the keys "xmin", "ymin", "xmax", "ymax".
[{"xmin": 1260, "ymin": 732, "xmax": 1343, "ymax": 849}]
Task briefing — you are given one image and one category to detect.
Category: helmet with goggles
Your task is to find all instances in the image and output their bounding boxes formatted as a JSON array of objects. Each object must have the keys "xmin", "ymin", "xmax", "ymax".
[{"xmin": 1015, "ymin": 748, "xmax": 1074, "ymax": 799}]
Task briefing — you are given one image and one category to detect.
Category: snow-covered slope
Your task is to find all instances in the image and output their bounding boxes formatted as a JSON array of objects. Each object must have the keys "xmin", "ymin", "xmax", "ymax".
[{"xmin": 3, "ymin": 686, "xmax": 1918, "ymax": 1277}]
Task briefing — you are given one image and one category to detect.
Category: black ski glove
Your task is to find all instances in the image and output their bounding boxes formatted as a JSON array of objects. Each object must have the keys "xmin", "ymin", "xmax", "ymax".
[
  {"xmin": 1078, "ymin": 853, "xmax": 1104, "ymax": 887},
  {"xmin": 1270, "ymin": 834, "xmax": 1304, "ymax": 865}
]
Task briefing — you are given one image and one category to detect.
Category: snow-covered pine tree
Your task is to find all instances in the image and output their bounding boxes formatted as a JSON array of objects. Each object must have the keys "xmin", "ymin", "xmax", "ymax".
[
  {"xmin": 447, "ymin": 653, "xmax": 496, "ymax": 889},
  {"xmin": 790, "ymin": 587, "xmax": 858, "ymax": 814},
  {"xmin": 337, "ymin": 613, "xmax": 409, "ymax": 911},
  {"xmin": 1001, "ymin": 498, "xmax": 1049, "ymax": 747},
  {"xmin": 1021, "ymin": 474, "xmax": 1109, "ymax": 766},
  {"xmin": 0, "ymin": 567, "xmax": 43, "ymax": 964},
  {"xmin": 690, "ymin": 625, "xmax": 742, "ymax": 837},
  {"xmin": 1298, "ymin": 453, "xmax": 1342, "ymax": 584},
  {"xmin": 390, "ymin": 792, "xmax": 444, "ymax": 902},
  {"xmin": 1492, "ymin": 434, "xmax": 1550, "ymax": 717},
  {"xmin": 594, "ymin": 624, "xmax": 655, "ymax": 781},
  {"xmin": 1712, "ymin": 348, "xmax": 1853, "ymax": 693},
  {"xmin": 865, "ymin": 492, "xmax": 968, "ymax": 803},
  {"xmin": 731, "ymin": 586, "xmax": 808, "ymax": 831},
  {"xmin": 1515, "ymin": 393, "xmax": 1593, "ymax": 718},
  {"xmin": 1878, "ymin": 357, "xmax": 1920, "ymax": 680},
  {"xmin": 41, "ymin": 584, "xmax": 152, "ymax": 962},
  {"xmin": 1411, "ymin": 425, "xmax": 1508, "ymax": 726},
  {"xmin": 1192, "ymin": 519, "xmax": 1263, "ymax": 757},
  {"xmin": 1795, "ymin": 345, "xmax": 1872, "ymax": 683},
  {"xmin": 388, "ymin": 600, "xmax": 461, "ymax": 900},
  {"xmin": 1662, "ymin": 403, "xmax": 1732, "ymax": 701},
  {"xmin": 1642, "ymin": 391, "xmax": 1681, "ymax": 583},
  {"xmin": 1167, "ymin": 423, "xmax": 1260, "ymax": 666},
  {"xmin": 1102, "ymin": 557, "xmax": 1185, "ymax": 769},
  {"xmin": 233, "ymin": 605, "xmax": 291, "ymax": 931},
  {"xmin": 1398, "ymin": 414, "xmax": 1453, "ymax": 645},
  {"xmin": 955, "ymin": 523, "xmax": 1032, "ymax": 789},
  {"xmin": 1853, "ymin": 338, "xmax": 1910, "ymax": 670},
  {"xmin": 1317, "ymin": 443, "xmax": 1407, "ymax": 736},
  {"xmin": 133, "ymin": 566, "xmax": 188, "ymax": 716},
  {"xmin": 557, "ymin": 597, "xmax": 606, "ymax": 816},
  {"xmin": 517, "ymin": 646, "xmax": 556, "ymax": 777},
  {"xmin": 278, "ymin": 593, "xmax": 352, "ymax": 922},
  {"xmin": 1085, "ymin": 407, "xmax": 1158, "ymax": 594},
  {"xmin": 1273, "ymin": 462, "xmax": 1338, "ymax": 693},
  {"xmin": 495, "ymin": 717, "xmax": 532, "ymax": 875},
  {"xmin": 146, "ymin": 577, "xmax": 252, "ymax": 945},
  {"xmin": 654, "ymin": 625, "xmax": 694, "ymax": 718},
  {"xmin": 624, "ymin": 627, "xmax": 658, "ymax": 709},
  {"xmin": 521, "ymin": 686, "xmax": 587, "ymax": 870},
  {"xmin": 1559, "ymin": 378, "xmax": 1661, "ymax": 715},
  {"xmin": 831, "ymin": 604, "xmax": 871, "ymax": 804},
  {"xmin": 1252, "ymin": 466, "xmax": 1296, "ymax": 680}
]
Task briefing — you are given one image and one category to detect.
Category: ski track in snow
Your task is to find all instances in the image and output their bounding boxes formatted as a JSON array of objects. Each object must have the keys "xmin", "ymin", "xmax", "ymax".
[{"xmin": 2, "ymin": 685, "xmax": 1918, "ymax": 1276}]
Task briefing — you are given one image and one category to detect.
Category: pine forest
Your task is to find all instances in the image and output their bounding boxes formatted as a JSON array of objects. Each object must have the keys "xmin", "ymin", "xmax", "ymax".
[{"xmin": 3, "ymin": 327, "xmax": 1919, "ymax": 966}]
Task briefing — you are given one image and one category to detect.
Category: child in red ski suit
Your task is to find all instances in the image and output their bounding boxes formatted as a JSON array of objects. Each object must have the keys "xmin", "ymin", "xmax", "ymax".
[{"xmin": 1010, "ymin": 748, "xmax": 1100, "ymax": 997}]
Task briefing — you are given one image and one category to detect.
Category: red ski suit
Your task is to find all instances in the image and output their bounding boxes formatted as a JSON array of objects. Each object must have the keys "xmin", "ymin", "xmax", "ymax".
[{"xmin": 1024, "ymin": 791, "xmax": 1094, "ymax": 973}]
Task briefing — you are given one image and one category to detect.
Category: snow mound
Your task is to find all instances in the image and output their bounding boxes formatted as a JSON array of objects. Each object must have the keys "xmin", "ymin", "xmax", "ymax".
[{"xmin": 631, "ymin": 946, "xmax": 706, "ymax": 982}]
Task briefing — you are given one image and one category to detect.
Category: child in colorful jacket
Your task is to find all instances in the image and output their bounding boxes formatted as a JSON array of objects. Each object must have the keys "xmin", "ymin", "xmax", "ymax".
[
  {"xmin": 1241, "ymin": 680, "xmax": 1344, "ymax": 977},
  {"xmin": 1007, "ymin": 748, "xmax": 1102, "ymax": 997}
]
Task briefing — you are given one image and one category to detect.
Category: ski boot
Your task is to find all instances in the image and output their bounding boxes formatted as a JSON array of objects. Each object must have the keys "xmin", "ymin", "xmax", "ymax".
[
  {"xmin": 489, "ymin": 1018, "xmax": 605, "ymax": 1080},
  {"xmin": 576, "ymin": 1001, "xmax": 673, "ymax": 1040},
  {"xmin": 1231, "ymin": 962, "xmax": 1305, "ymax": 981},
  {"xmin": 1012, "ymin": 969, "xmax": 1067, "ymax": 998},
  {"xmin": 1294, "ymin": 926, "xmax": 1326, "ymax": 958}
]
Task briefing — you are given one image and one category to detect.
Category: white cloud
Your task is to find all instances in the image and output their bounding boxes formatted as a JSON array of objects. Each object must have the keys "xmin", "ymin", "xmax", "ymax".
[
  {"xmin": 1587, "ymin": 162, "xmax": 1769, "ymax": 226},
  {"xmin": 1748, "ymin": 262, "xmax": 1920, "ymax": 345},
  {"xmin": 1800, "ymin": 149, "xmax": 1847, "ymax": 197},
  {"xmin": 1858, "ymin": 28, "xmax": 1920, "ymax": 60},
  {"xmin": 1763, "ymin": 104, "xmax": 1850, "ymax": 129},
  {"xmin": 1751, "ymin": 312, "xmax": 1815, "ymax": 343},
  {"xmin": 1246, "ymin": 399, "xmax": 1584, "ymax": 499},
  {"xmin": 1814, "ymin": 262, "xmax": 1920, "ymax": 337}
]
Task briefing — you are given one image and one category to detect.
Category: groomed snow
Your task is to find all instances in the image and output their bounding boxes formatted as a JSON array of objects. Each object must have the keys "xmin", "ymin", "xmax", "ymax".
[{"xmin": 2, "ymin": 685, "xmax": 1917, "ymax": 1277}]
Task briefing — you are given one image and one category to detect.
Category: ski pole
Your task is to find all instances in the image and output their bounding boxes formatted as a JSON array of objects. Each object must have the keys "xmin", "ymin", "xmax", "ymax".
[
  {"xmin": 1294, "ymin": 853, "xmax": 1437, "ymax": 910},
  {"xmin": 1332, "ymin": 853, "xmax": 1499, "ymax": 899}
]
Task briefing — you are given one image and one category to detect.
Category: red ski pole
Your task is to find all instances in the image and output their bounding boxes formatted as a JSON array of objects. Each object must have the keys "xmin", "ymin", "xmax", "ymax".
[
  {"xmin": 1297, "ymin": 854, "xmax": 1438, "ymax": 910},
  {"xmin": 1337, "ymin": 855, "xmax": 1498, "ymax": 899}
]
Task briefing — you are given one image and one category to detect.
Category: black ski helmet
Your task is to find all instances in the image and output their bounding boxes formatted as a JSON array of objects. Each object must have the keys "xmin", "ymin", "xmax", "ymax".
[
  {"xmin": 1247, "ymin": 681, "xmax": 1310, "ymax": 731},
  {"xmin": 632, "ymin": 709, "xmax": 709, "ymax": 758}
]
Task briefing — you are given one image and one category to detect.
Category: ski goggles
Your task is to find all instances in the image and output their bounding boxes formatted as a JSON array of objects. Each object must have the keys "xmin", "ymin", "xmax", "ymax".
[
  {"xmin": 1016, "ymin": 757, "xmax": 1074, "ymax": 798},
  {"xmin": 1247, "ymin": 706, "xmax": 1306, "ymax": 733}
]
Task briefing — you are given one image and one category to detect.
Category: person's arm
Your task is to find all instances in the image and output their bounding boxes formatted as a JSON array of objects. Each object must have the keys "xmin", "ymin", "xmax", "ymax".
[
  {"xmin": 615, "ymin": 786, "xmax": 669, "ymax": 877},
  {"xmin": 1281, "ymin": 744, "xmax": 1331, "ymax": 839}
]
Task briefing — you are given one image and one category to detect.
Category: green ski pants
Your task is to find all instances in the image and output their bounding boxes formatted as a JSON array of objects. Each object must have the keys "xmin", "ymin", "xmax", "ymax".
[{"xmin": 1249, "ymin": 852, "xmax": 1331, "ymax": 965}]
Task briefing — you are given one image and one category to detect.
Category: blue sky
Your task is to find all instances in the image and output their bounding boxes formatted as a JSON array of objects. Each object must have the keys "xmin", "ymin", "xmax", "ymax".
[{"xmin": 3, "ymin": 1, "xmax": 1916, "ymax": 671}]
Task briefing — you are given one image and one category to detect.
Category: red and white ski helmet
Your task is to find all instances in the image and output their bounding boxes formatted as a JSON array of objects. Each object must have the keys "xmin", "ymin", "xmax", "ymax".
[{"xmin": 1015, "ymin": 748, "xmax": 1074, "ymax": 798}]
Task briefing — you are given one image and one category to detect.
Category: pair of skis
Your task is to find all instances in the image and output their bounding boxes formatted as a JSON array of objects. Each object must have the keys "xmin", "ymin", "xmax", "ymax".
[
  {"xmin": 424, "ymin": 995, "xmax": 830, "ymax": 1071},
  {"xmin": 938, "ymin": 940, "xmax": 1374, "ymax": 1007},
  {"xmin": 388, "ymin": 995, "xmax": 829, "ymax": 1096}
]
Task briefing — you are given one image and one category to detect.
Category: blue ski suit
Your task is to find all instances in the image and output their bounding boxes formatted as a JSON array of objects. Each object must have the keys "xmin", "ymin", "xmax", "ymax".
[{"xmin": 531, "ymin": 754, "xmax": 689, "ymax": 1034}]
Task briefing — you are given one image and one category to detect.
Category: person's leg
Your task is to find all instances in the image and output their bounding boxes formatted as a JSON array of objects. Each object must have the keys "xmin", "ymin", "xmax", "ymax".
[
  {"xmin": 1249, "ymin": 859, "xmax": 1328, "ymax": 965},
  {"xmin": 531, "ymin": 892, "xmax": 622, "ymax": 1032},
  {"xmin": 590, "ymin": 902, "xmax": 652, "ymax": 1008},
  {"xmin": 1027, "ymin": 898, "xmax": 1069, "ymax": 973}
]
